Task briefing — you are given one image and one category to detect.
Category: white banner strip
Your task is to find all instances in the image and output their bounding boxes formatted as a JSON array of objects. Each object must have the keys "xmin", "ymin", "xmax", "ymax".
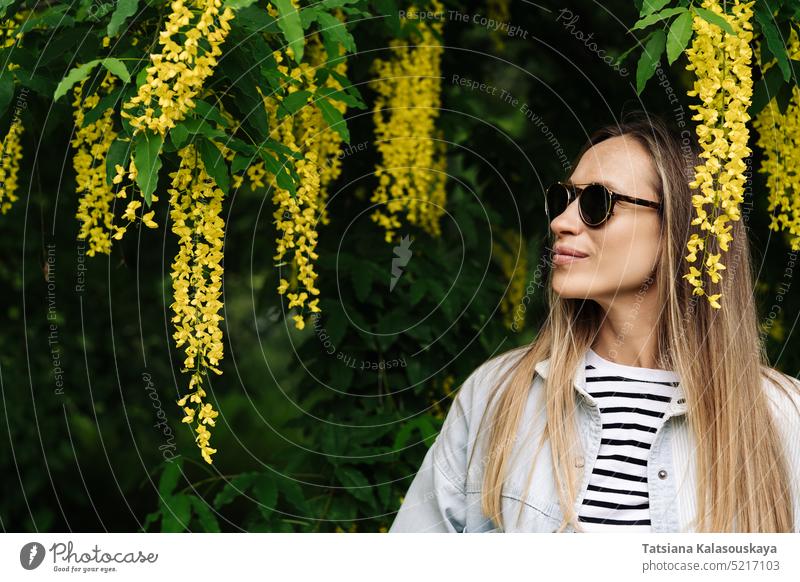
[{"xmin": 2, "ymin": 533, "xmax": 799, "ymax": 581}]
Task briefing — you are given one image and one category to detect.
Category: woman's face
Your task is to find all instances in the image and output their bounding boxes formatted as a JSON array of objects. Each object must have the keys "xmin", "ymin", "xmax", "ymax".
[{"xmin": 549, "ymin": 135, "xmax": 663, "ymax": 306}]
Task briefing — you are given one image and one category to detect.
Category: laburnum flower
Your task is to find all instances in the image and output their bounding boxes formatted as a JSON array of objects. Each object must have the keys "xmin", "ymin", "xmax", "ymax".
[
  {"xmin": 370, "ymin": 0, "xmax": 447, "ymax": 244},
  {"xmin": 683, "ymin": 0, "xmax": 754, "ymax": 308},
  {"xmin": 169, "ymin": 142, "xmax": 225, "ymax": 464},
  {"xmin": 72, "ymin": 73, "xmax": 157, "ymax": 255},
  {"xmin": 121, "ymin": 0, "xmax": 235, "ymax": 136},
  {"xmin": 258, "ymin": 9, "xmax": 347, "ymax": 330},
  {"xmin": 72, "ymin": 71, "xmax": 157, "ymax": 255},
  {"xmin": 752, "ymin": 29, "xmax": 800, "ymax": 251},
  {"xmin": 0, "ymin": 118, "xmax": 23, "ymax": 215}
]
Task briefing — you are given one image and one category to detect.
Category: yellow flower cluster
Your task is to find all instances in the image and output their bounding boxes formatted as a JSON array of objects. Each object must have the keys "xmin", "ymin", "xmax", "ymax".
[
  {"xmin": 1, "ymin": 9, "xmax": 26, "ymax": 49},
  {"xmin": 683, "ymin": 0, "xmax": 754, "ymax": 309},
  {"xmin": 370, "ymin": 1, "xmax": 447, "ymax": 244},
  {"xmin": 752, "ymin": 30, "xmax": 800, "ymax": 251},
  {"xmin": 260, "ymin": 10, "xmax": 353, "ymax": 329},
  {"xmin": 0, "ymin": 118, "xmax": 23, "ymax": 215},
  {"xmin": 121, "ymin": 0, "xmax": 235, "ymax": 136},
  {"xmin": 491, "ymin": 227, "xmax": 528, "ymax": 331},
  {"xmin": 71, "ymin": 73, "xmax": 158, "ymax": 255},
  {"xmin": 305, "ymin": 31, "xmax": 349, "ymax": 226},
  {"xmin": 169, "ymin": 143, "xmax": 225, "ymax": 464}
]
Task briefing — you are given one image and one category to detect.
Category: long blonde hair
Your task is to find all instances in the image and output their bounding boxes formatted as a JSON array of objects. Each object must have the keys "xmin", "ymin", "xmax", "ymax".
[{"xmin": 468, "ymin": 111, "xmax": 800, "ymax": 532}]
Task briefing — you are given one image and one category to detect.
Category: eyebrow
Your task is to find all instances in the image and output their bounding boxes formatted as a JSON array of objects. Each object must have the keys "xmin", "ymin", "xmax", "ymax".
[{"xmin": 564, "ymin": 178, "xmax": 624, "ymax": 193}]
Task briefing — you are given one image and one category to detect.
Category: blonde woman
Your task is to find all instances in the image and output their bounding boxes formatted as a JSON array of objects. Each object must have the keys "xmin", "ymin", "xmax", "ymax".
[{"xmin": 389, "ymin": 113, "xmax": 800, "ymax": 533}]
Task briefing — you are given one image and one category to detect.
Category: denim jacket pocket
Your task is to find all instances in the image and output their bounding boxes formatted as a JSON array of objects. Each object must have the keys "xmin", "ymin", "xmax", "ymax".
[
  {"xmin": 498, "ymin": 488, "xmax": 565, "ymax": 532},
  {"xmin": 463, "ymin": 484, "xmax": 564, "ymax": 533}
]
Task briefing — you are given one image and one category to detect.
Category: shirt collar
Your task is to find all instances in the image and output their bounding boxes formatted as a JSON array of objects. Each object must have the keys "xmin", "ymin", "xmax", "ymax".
[{"xmin": 534, "ymin": 354, "xmax": 688, "ymax": 417}]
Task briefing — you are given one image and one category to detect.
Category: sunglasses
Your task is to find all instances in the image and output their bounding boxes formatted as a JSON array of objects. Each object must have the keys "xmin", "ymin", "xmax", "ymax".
[{"xmin": 545, "ymin": 181, "xmax": 662, "ymax": 227}]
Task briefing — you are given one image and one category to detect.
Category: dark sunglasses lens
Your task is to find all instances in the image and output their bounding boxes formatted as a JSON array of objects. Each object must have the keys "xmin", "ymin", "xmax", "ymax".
[
  {"xmin": 546, "ymin": 184, "xmax": 569, "ymax": 220},
  {"xmin": 580, "ymin": 184, "xmax": 610, "ymax": 226}
]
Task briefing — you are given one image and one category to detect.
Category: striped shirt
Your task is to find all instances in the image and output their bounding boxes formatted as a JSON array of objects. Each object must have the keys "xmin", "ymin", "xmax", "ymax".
[{"xmin": 577, "ymin": 348, "xmax": 682, "ymax": 532}]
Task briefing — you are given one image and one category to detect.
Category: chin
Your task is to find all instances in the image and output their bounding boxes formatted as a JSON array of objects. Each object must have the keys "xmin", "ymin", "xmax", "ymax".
[{"xmin": 550, "ymin": 276, "xmax": 596, "ymax": 300}]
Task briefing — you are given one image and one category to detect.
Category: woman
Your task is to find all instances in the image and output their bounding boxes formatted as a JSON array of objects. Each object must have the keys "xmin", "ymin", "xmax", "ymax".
[{"xmin": 389, "ymin": 112, "xmax": 800, "ymax": 533}]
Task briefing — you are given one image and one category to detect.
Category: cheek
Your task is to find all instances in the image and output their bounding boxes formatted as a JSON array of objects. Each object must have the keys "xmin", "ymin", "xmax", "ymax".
[{"xmin": 595, "ymin": 223, "xmax": 660, "ymax": 280}]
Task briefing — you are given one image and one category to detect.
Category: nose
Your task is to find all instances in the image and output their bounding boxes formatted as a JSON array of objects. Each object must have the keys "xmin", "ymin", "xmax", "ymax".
[{"xmin": 549, "ymin": 195, "xmax": 584, "ymax": 238}]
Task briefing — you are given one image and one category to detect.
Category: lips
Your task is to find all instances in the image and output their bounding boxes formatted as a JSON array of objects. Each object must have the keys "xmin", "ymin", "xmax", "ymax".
[{"xmin": 553, "ymin": 244, "xmax": 589, "ymax": 258}]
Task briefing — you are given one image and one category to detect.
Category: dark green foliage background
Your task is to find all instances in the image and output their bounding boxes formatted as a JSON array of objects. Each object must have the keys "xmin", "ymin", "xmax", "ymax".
[{"xmin": 1, "ymin": 0, "xmax": 798, "ymax": 532}]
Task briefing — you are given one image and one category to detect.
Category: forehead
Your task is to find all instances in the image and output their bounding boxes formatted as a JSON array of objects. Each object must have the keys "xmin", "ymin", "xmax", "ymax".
[{"xmin": 568, "ymin": 135, "xmax": 659, "ymax": 199}]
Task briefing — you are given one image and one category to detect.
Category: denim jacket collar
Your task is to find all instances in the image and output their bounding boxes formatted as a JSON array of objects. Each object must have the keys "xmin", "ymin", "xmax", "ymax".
[{"xmin": 534, "ymin": 354, "xmax": 689, "ymax": 418}]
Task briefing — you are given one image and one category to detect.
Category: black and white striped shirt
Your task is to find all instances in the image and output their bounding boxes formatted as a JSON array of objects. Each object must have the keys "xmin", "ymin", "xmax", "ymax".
[{"xmin": 577, "ymin": 348, "xmax": 682, "ymax": 532}]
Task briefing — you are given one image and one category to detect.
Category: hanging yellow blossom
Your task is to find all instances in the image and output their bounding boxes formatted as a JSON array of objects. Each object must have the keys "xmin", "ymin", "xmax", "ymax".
[
  {"xmin": 683, "ymin": 0, "xmax": 754, "ymax": 308},
  {"xmin": 370, "ymin": 1, "xmax": 447, "ymax": 244},
  {"xmin": 752, "ymin": 30, "xmax": 800, "ymax": 251},
  {"xmin": 0, "ymin": 118, "xmax": 23, "ymax": 214},
  {"xmin": 169, "ymin": 143, "xmax": 225, "ymax": 464},
  {"xmin": 1, "ymin": 9, "xmax": 27, "ymax": 53},
  {"xmin": 261, "ymin": 9, "xmax": 353, "ymax": 330},
  {"xmin": 71, "ymin": 73, "xmax": 156, "ymax": 255},
  {"xmin": 121, "ymin": 0, "xmax": 235, "ymax": 136}
]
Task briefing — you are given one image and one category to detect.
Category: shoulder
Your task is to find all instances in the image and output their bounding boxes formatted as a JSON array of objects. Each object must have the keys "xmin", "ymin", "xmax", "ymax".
[
  {"xmin": 456, "ymin": 345, "xmax": 532, "ymax": 408},
  {"xmin": 760, "ymin": 366, "xmax": 800, "ymax": 428}
]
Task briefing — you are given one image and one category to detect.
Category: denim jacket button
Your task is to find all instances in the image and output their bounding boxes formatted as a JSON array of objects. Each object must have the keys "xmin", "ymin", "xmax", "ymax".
[{"xmin": 658, "ymin": 469, "xmax": 668, "ymax": 479}]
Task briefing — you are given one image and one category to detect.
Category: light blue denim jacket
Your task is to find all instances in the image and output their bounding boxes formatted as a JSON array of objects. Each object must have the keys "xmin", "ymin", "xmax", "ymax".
[{"xmin": 389, "ymin": 347, "xmax": 800, "ymax": 533}]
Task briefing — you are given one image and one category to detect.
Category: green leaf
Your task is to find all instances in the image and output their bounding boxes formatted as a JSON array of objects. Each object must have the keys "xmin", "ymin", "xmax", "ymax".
[
  {"xmin": 158, "ymin": 458, "xmax": 183, "ymax": 498},
  {"xmin": 277, "ymin": 477, "xmax": 310, "ymax": 512},
  {"xmin": 225, "ymin": 0, "xmax": 261, "ymax": 9},
  {"xmin": 666, "ymin": 10, "xmax": 693, "ymax": 65},
  {"xmin": 335, "ymin": 466, "xmax": 376, "ymax": 509},
  {"xmin": 0, "ymin": 0, "xmax": 14, "ymax": 18},
  {"xmin": 173, "ymin": 118, "xmax": 227, "ymax": 143},
  {"xmin": 253, "ymin": 473, "xmax": 278, "ymax": 520},
  {"xmin": 317, "ymin": 11, "xmax": 356, "ymax": 53},
  {"xmin": 160, "ymin": 493, "xmax": 192, "ymax": 532},
  {"xmin": 693, "ymin": 6, "xmax": 735, "ymax": 36},
  {"xmin": 100, "ymin": 58, "xmax": 131, "ymax": 83},
  {"xmin": 351, "ymin": 261, "xmax": 372, "ymax": 301},
  {"xmin": 755, "ymin": 4, "xmax": 791, "ymax": 82},
  {"xmin": 0, "ymin": 74, "xmax": 14, "ymax": 117},
  {"xmin": 641, "ymin": 0, "xmax": 671, "ymax": 17},
  {"xmin": 133, "ymin": 131, "xmax": 164, "ymax": 205},
  {"xmin": 107, "ymin": 0, "xmax": 139, "ymax": 37},
  {"xmin": 197, "ymin": 138, "xmax": 230, "ymax": 194},
  {"xmin": 213, "ymin": 472, "xmax": 260, "ymax": 508},
  {"xmin": 322, "ymin": 0, "xmax": 362, "ymax": 8},
  {"xmin": 53, "ymin": 60, "xmax": 101, "ymax": 102},
  {"xmin": 81, "ymin": 87, "xmax": 123, "ymax": 128},
  {"xmin": 53, "ymin": 58, "xmax": 130, "ymax": 101},
  {"xmin": 171, "ymin": 124, "xmax": 189, "ymax": 149},
  {"xmin": 636, "ymin": 29, "xmax": 666, "ymax": 95},
  {"xmin": 632, "ymin": 7, "xmax": 687, "ymax": 31},
  {"xmin": 316, "ymin": 96, "xmax": 350, "ymax": 143},
  {"xmin": 141, "ymin": 509, "xmax": 160, "ymax": 532},
  {"xmin": 189, "ymin": 497, "xmax": 221, "ymax": 532},
  {"xmin": 749, "ymin": 60, "xmax": 784, "ymax": 117},
  {"xmin": 274, "ymin": 0, "xmax": 305, "ymax": 63},
  {"xmin": 193, "ymin": 100, "xmax": 231, "ymax": 127},
  {"xmin": 279, "ymin": 90, "xmax": 311, "ymax": 117},
  {"xmin": 328, "ymin": 69, "xmax": 367, "ymax": 109}
]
